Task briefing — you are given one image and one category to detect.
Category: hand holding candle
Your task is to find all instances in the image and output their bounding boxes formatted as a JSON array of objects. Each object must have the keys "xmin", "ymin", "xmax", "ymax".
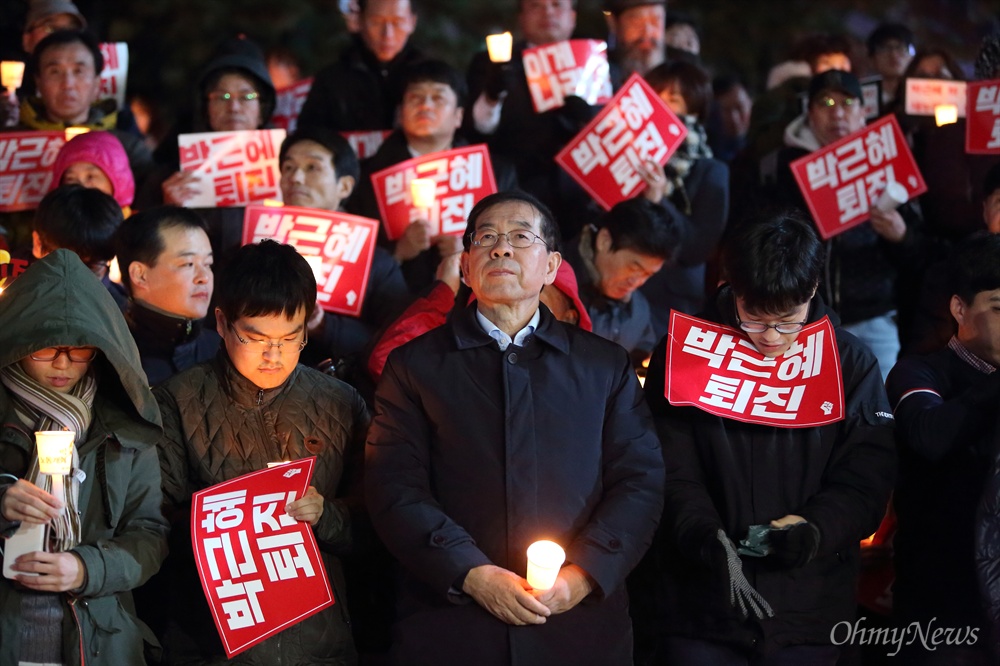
[
  {"xmin": 1, "ymin": 61, "xmax": 25, "ymax": 92},
  {"xmin": 35, "ymin": 430, "xmax": 75, "ymax": 503},
  {"xmin": 410, "ymin": 178, "xmax": 437, "ymax": 210},
  {"xmin": 934, "ymin": 103, "xmax": 957, "ymax": 127}
]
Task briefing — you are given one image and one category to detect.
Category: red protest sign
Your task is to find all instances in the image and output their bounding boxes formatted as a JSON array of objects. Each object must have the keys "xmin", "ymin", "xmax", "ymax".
[
  {"xmin": 98, "ymin": 42, "xmax": 128, "ymax": 109},
  {"xmin": 371, "ymin": 144, "xmax": 498, "ymax": 240},
  {"xmin": 0, "ymin": 250, "xmax": 30, "ymax": 290},
  {"xmin": 178, "ymin": 129, "xmax": 286, "ymax": 208},
  {"xmin": 243, "ymin": 205, "xmax": 378, "ymax": 317},
  {"xmin": 966, "ymin": 79, "xmax": 1000, "ymax": 154},
  {"xmin": 666, "ymin": 312, "xmax": 845, "ymax": 428},
  {"xmin": 789, "ymin": 115, "xmax": 926, "ymax": 239},
  {"xmin": 271, "ymin": 78, "xmax": 314, "ymax": 133},
  {"xmin": 0, "ymin": 131, "xmax": 65, "ymax": 212},
  {"xmin": 523, "ymin": 39, "xmax": 613, "ymax": 113},
  {"xmin": 555, "ymin": 73, "xmax": 687, "ymax": 210},
  {"xmin": 191, "ymin": 457, "xmax": 333, "ymax": 659},
  {"xmin": 341, "ymin": 130, "xmax": 391, "ymax": 159}
]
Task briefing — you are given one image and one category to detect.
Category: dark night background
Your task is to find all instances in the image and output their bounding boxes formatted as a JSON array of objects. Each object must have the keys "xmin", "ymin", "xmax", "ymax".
[{"xmin": 1, "ymin": 0, "xmax": 998, "ymax": 137}]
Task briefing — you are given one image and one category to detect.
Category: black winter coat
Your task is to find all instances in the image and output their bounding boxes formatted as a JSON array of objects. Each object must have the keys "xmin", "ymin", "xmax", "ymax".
[
  {"xmin": 366, "ymin": 303, "xmax": 664, "ymax": 666},
  {"xmin": 644, "ymin": 288, "xmax": 896, "ymax": 655}
]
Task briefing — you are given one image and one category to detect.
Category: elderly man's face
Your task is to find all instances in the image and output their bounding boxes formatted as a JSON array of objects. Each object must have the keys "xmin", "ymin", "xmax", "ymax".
[
  {"xmin": 609, "ymin": 4, "xmax": 666, "ymax": 76},
  {"xmin": 460, "ymin": 200, "xmax": 561, "ymax": 310},
  {"xmin": 359, "ymin": 0, "xmax": 416, "ymax": 64},
  {"xmin": 808, "ymin": 90, "xmax": 865, "ymax": 147},
  {"xmin": 518, "ymin": 0, "xmax": 576, "ymax": 46},
  {"xmin": 35, "ymin": 41, "xmax": 100, "ymax": 125}
]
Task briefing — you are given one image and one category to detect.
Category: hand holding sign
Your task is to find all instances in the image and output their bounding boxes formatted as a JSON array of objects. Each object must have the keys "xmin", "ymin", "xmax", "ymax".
[{"xmin": 284, "ymin": 486, "xmax": 324, "ymax": 526}]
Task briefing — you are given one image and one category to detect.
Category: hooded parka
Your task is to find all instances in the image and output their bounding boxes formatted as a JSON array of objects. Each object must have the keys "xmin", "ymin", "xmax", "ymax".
[{"xmin": 0, "ymin": 249, "xmax": 168, "ymax": 665}]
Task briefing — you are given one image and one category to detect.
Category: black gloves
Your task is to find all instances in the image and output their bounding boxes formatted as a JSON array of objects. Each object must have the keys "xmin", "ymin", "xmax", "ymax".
[{"xmin": 483, "ymin": 61, "xmax": 513, "ymax": 102}]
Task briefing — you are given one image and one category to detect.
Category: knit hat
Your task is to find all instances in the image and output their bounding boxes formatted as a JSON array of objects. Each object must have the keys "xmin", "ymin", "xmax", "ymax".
[
  {"xmin": 50, "ymin": 131, "xmax": 135, "ymax": 207},
  {"xmin": 25, "ymin": 0, "xmax": 86, "ymax": 30}
]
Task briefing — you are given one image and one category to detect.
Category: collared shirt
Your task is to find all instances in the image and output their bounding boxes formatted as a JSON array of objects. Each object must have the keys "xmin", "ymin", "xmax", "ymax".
[
  {"xmin": 476, "ymin": 308, "xmax": 540, "ymax": 351},
  {"xmin": 948, "ymin": 336, "xmax": 997, "ymax": 375}
]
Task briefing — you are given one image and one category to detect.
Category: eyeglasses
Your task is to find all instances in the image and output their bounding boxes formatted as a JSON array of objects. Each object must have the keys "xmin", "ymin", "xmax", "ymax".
[
  {"xmin": 29, "ymin": 346, "xmax": 98, "ymax": 362},
  {"xmin": 207, "ymin": 91, "xmax": 260, "ymax": 104},
  {"xmin": 228, "ymin": 323, "xmax": 307, "ymax": 353},
  {"xmin": 814, "ymin": 95, "xmax": 857, "ymax": 109},
  {"xmin": 734, "ymin": 310, "xmax": 807, "ymax": 335},
  {"xmin": 469, "ymin": 228, "xmax": 549, "ymax": 250}
]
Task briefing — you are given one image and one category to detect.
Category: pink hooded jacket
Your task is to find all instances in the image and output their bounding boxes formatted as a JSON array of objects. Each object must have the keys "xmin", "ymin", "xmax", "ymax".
[{"xmin": 50, "ymin": 131, "xmax": 135, "ymax": 207}]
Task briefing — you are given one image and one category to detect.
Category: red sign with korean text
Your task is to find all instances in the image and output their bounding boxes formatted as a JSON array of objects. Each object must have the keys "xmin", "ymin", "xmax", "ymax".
[
  {"xmin": 98, "ymin": 42, "xmax": 129, "ymax": 110},
  {"xmin": 523, "ymin": 39, "xmax": 613, "ymax": 113},
  {"xmin": 555, "ymin": 74, "xmax": 687, "ymax": 211},
  {"xmin": 370, "ymin": 144, "xmax": 498, "ymax": 240},
  {"xmin": 178, "ymin": 129, "xmax": 286, "ymax": 208},
  {"xmin": 0, "ymin": 131, "xmax": 65, "ymax": 212},
  {"xmin": 0, "ymin": 250, "xmax": 30, "ymax": 289},
  {"xmin": 271, "ymin": 78, "xmax": 313, "ymax": 133},
  {"xmin": 666, "ymin": 312, "xmax": 845, "ymax": 428},
  {"xmin": 191, "ymin": 457, "xmax": 333, "ymax": 659},
  {"xmin": 342, "ymin": 130, "xmax": 391, "ymax": 160},
  {"xmin": 242, "ymin": 205, "xmax": 378, "ymax": 317},
  {"xmin": 904, "ymin": 78, "xmax": 967, "ymax": 117},
  {"xmin": 789, "ymin": 115, "xmax": 926, "ymax": 239},
  {"xmin": 966, "ymin": 79, "xmax": 1000, "ymax": 154}
]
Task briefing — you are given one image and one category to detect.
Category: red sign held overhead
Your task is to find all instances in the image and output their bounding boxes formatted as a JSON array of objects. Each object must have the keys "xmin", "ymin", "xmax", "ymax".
[
  {"xmin": 556, "ymin": 73, "xmax": 687, "ymax": 211},
  {"xmin": 966, "ymin": 79, "xmax": 1000, "ymax": 154},
  {"xmin": 243, "ymin": 205, "xmax": 378, "ymax": 317},
  {"xmin": 271, "ymin": 78, "xmax": 314, "ymax": 133},
  {"xmin": 178, "ymin": 129, "xmax": 286, "ymax": 208},
  {"xmin": 370, "ymin": 144, "xmax": 498, "ymax": 241},
  {"xmin": 666, "ymin": 312, "xmax": 845, "ymax": 428},
  {"xmin": 789, "ymin": 115, "xmax": 926, "ymax": 239},
  {"xmin": 0, "ymin": 131, "xmax": 65, "ymax": 212},
  {"xmin": 522, "ymin": 39, "xmax": 613, "ymax": 113},
  {"xmin": 191, "ymin": 457, "xmax": 334, "ymax": 659}
]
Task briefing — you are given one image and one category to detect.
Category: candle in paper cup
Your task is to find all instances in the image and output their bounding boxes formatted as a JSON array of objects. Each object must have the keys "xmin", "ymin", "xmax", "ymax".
[
  {"xmin": 1, "ymin": 61, "xmax": 25, "ymax": 90},
  {"xmin": 486, "ymin": 32, "xmax": 513, "ymax": 63},
  {"xmin": 64, "ymin": 126, "xmax": 90, "ymax": 141},
  {"xmin": 934, "ymin": 104, "xmax": 957, "ymax": 127},
  {"xmin": 410, "ymin": 178, "xmax": 437, "ymax": 209},
  {"xmin": 526, "ymin": 540, "xmax": 565, "ymax": 590},
  {"xmin": 874, "ymin": 181, "xmax": 909, "ymax": 213},
  {"xmin": 35, "ymin": 431, "xmax": 74, "ymax": 476}
]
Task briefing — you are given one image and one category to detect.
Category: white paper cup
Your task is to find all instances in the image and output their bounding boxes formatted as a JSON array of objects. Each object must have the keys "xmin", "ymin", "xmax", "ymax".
[
  {"xmin": 486, "ymin": 32, "xmax": 513, "ymax": 63},
  {"xmin": 410, "ymin": 178, "xmax": 437, "ymax": 209},
  {"xmin": 1, "ymin": 61, "xmax": 25, "ymax": 90},
  {"xmin": 35, "ymin": 431, "xmax": 74, "ymax": 476},
  {"xmin": 526, "ymin": 540, "xmax": 565, "ymax": 590},
  {"xmin": 875, "ymin": 181, "xmax": 908, "ymax": 213}
]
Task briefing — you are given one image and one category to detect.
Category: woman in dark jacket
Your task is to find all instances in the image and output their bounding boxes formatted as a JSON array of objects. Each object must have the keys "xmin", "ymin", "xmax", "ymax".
[{"xmin": 0, "ymin": 249, "xmax": 168, "ymax": 665}]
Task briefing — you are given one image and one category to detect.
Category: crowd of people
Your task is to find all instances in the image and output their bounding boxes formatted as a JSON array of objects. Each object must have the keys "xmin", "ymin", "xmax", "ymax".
[{"xmin": 1, "ymin": 0, "xmax": 1000, "ymax": 664}]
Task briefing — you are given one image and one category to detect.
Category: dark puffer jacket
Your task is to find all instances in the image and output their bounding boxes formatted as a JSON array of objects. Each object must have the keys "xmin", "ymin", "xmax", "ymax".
[{"xmin": 153, "ymin": 352, "xmax": 370, "ymax": 665}]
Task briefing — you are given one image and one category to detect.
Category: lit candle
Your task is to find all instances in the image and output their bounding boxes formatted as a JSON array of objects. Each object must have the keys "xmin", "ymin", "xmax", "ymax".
[
  {"xmin": 934, "ymin": 104, "xmax": 957, "ymax": 127},
  {"xmin": 1, "ymin": 61, "xmax": 25, "ymax": 91},
  {"xmin": 262, "ymin": 198, "xmax": 284, "ymax": 207},
  {"xmin": 486, "ymin": 32, "xmax": 513, "ymax": 64},
  {"xmin": 410, "ymin": 178, "xmax": 437, "ymax": 210},
  {"xmin": 64, "ymin": 126, "xmax": 90, "ymax": 142},
  {"xmin": 35, "ymin": 430, "xmax": 74, "ymax": 503},
  {"xmin": 267, "ymin": 460, "xmax": 292, "ymax": 468},
  {"xmin": 526, "ymin": 540, "xmax": 565, "ymax": 590}
]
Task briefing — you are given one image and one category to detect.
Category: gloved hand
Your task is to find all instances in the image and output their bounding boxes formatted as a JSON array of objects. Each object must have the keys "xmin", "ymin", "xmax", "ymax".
[
  {"xmin": 716, "ymin": 529, "xmax": 774, "ymax": 620},
  {"xmin": 769, "ymin": 521, "xmax": 820, "ymax": 568},
  {"xmin": 483, "ymin": 61, "xmax": 513, "ymax": 102}
]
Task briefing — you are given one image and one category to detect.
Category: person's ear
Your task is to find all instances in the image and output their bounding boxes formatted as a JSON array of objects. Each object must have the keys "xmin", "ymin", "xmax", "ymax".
[
  {"xmin": 595, "ymin": 227, "xmax": 613, "ymax": 254},
  {"xmin": 31, "ymin": 231, "xmax": 45, "ymax": 259},
  {"xmin": 545, "ymin": 251, "xmax": 562, "ymax": 286},
  {"xmin": 336, "ymin": 175, "xmax": 355, "ymax": 200},
  {"xmin": 949, "ymin": 294, "xmax": 966, "ymax": 327},
  {"xmin": 128, "ymin": 261, "xmax": 149, "ymax": 293},
  {"xmin": 215, "ymin": 307, "xmax": 228, "ymax": 338}
]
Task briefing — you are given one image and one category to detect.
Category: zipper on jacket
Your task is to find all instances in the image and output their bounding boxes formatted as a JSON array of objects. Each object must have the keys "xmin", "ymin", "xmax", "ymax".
[
  {"xmin": 257, "ymin": 389, "xmax": 264, "ymax": 406},
  {"xmin": 67, "ymin": 596, "xmax": 86, "ymax": 665}
]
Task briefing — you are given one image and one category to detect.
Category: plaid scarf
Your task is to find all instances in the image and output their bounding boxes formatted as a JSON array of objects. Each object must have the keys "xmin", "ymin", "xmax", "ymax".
[
  {"xmin": 662, "ymin": 114, "xmax": 713, "ymax": 215},
  {"xmin": 0, "ymin": 363, "xmax": 95, "ymax": 552}
]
